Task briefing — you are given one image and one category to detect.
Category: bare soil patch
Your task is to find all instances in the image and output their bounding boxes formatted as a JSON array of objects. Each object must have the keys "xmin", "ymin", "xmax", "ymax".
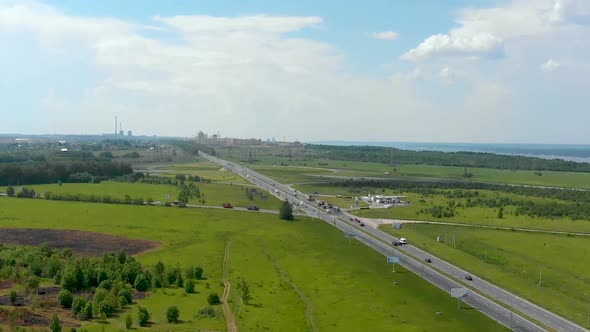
[{"xmin": 0, "ymin": 228, "xmax": 160, "ymax": 256}]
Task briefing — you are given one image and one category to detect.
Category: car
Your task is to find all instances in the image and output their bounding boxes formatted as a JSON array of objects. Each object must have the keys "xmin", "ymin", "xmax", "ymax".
[
  {"xmin": 465, "ymin": 275, "xmax": 473, "ymax": 281},
  {"xmin": 222, "ymin": 203, "xmax": 233, "ymax": 209},
  {"xmin": 399, "ymin": 238, "xmax": 408, "ymax": 245},
  {"xmin": 360, "ymin": 223, "xmax": 365, "ymax": 227},
  {"xmin": 425, "ymin": 258, "xmax": 432, "ymax": 263},
  {"xmin": 246, "ymin": 205, "xmax": 259, "ymax": 211},
  {"xmin": 349, "ymin": 217, "xmax": 354, "ymax": 221},
  {"xmin": 392, "ymin": 241, "xmax": 400, "ymax": 246}
]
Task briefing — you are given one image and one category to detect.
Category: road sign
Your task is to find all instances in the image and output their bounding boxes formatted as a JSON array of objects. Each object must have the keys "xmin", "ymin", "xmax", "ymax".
[
  {"xmin": 450, "ymin": 288, "xmax": 467, "ymax": 298},
  {"xmin": 387, "ymin": 256, "xmax": 400, "ymax": 264}
]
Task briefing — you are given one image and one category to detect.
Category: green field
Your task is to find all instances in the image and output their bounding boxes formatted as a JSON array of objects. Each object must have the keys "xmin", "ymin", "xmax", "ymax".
[
  {"xmin": 0, "ymin": 197, "xmax": 506, "ymax": 331},
  {"xmin": 380, "ymin": 223, "xmax": 590, "ymax": 326},
  {"xmin": 231, "ymin": 153, "xmax": 590, "ymax": 189},
  {"xmin": 353, "ymin": 190, "xmax": 590, "ymax": 233},
  {"xmin": 3, "ymin": 181, "xmax": 282, "ymax": 210},
  {"xmin": 153, "ymin": 161, "xmax": 249, "ymax": 184}
]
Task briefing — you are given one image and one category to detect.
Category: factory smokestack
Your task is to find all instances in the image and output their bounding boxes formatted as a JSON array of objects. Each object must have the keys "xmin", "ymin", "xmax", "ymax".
[{"xmin": 115, "ymin": 116, "xmax": 118, "ymax": 135}]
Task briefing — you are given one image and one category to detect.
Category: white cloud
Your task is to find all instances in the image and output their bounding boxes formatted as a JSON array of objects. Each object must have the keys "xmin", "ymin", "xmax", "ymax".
[
  {"xmin": 439, "ymin": 66, "xmax": 454, "ymax": 84},
  {"xmin": 401, "ymin": 0, "xmax": 590, "ymax": 62},
  {"xmin": 372, "ymin": 31, "xmax": 399, "ymax": 41},
  {"xmin": 541, "ymin": 58, "xmax": 561, "ymax": 72}
]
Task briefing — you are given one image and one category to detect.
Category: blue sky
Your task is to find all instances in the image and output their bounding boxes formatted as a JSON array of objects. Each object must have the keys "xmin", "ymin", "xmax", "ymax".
[{"xmin": 1, "ymin": 0, "xmax": 589, "ymax": 143}]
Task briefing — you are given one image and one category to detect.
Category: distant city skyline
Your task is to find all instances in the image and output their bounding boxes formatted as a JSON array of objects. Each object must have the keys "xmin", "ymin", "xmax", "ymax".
[{"xmin": 1, "ymin": 0, "xmax": 589, "ymax": 143}]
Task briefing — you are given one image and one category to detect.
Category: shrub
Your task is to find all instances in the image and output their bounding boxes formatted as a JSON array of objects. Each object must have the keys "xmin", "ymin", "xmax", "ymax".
[
  {"xmin": 185, "ymin": 279, "xmax": 195, "ymax": 294},
  {"xmin": 72, "ymin": 297, "xmax": 87, "ymax": 315},
  {"xmin": 134, "ymin": 273, "xmax": 150, "ymax": 291},
  {"xmin": 98, "ymin": 299, "xmax": 115, "ymax": 317},
  {"xmin": 125, "ymin": 314, "xmax": 133, "ymax": 329},
  {"xmin": 119, "ymin": 295, "xmax": 128, "ymax": 307},
  {"xmin": 176, "ymin": 273, "xmax": 184, "ymax": 288},
  {"xmin": 166, "ymin": 306, "xmax": 180, "ymax": 323},
  {"xmin": 197, "ymin": 306, "xmax": 216, "ymax": 318},
  {"xmin": 58, "ymin": 290, "xmax": 73, "ymax": 308},
  {"xmin": 81, "ymin": 303, "xmax": 93, "ymax": 320},
  {"xmin": 9, "ymin": 290, "xmax": 17, "ymax": 305},
  {"xmin": 26, "ymin": 276, "xmax": 40, "ymax": 292},
  {"xmin": 207, "ymin": 292, "xmax": 221, "ymax": 305},
  {"xmin": 118, "ymin": 288, "xmax": 132, "ymax": 304},
  {"xmin": 50, "ymin": 314, "xmax": 61, "ymax": 332},
  {"xmin": 98, "ymin": 279, "xmax": 112, "ymax": 290},
  {"xmin": 138, "ymin": 306, "xmax": 151, "ymax": 327}
]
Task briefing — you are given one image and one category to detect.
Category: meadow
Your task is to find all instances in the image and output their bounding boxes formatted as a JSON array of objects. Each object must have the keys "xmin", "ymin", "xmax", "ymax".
[
  {"xmin": 380, "ymin": 223, "xmax": 590, "ymax": 326},
  {"xmin": 2, "ymin": 181, "xmax": 283, "ymax": 210},
  {"xmin": 0, "ymin": 197, "xmax": 506, "ymax": 332}
]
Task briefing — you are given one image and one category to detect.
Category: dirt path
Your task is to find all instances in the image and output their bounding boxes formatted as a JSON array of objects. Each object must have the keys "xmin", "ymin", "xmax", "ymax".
[
  {"xmin": 222, "ymin": 240, "xmax": 238, "ymax": 332},
  {"xmin": 263, "ymin": 248, "xmax": 317, "ymax": 332}
]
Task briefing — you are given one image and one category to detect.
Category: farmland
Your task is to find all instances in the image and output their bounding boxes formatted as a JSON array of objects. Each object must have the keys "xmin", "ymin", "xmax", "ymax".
[
  {"xmin": 0, "ymin": 197, "xmax": 505, "ymax": 331},
  {"xmin": 380, "ymin": 223, "xmax": 590, "ymax": 326}
]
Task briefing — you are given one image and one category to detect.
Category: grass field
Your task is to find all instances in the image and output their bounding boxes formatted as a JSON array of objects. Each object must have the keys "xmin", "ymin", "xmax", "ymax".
[
  {"xmin": 154, "ymin": 160, "xmax": 249, "ymax": 184},
  {"xmin": 380, "ymin": 223, "xmax": 590, "ymax": 326},
  {"xmin": 0, "ymin": 197, "xmax": 506, "ymax": 332},
  {"xmin": 230, "ymin": 153, "xmax": 590, "ymax": 189},
  {"xmin": 353, "ymin": 190, "xmax": 590, "ymax": 233},
  {"xmin": 2, "ymin": 181, "xmax": 282, "ymax": 210}
]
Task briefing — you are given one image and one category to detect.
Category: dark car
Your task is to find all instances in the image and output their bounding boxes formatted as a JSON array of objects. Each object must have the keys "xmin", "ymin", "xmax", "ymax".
[
  {"xmin": 247, "ymin": 205, "xmax": 259, "ymax": 211},
  {"xmin": 425, "ymin": 258, "xmax": 432, "ymax": 263},
  {"xmin": 360, "ymin": 223, "xmax": 365, "ymax": 227},
  {"xmin": 392, "ymin": 241, "xmax": 400, "ymax": 246},
  {"xmin": 349, "ymin": 217, "xmax": 354, "ymax": 221},
  {"xmin": 465, "ymin": 275, "xmax": 473, "ymax": 281},
  {"xmin": 222, "ymin": 203, "xmax": 233, "ymax": 209}
]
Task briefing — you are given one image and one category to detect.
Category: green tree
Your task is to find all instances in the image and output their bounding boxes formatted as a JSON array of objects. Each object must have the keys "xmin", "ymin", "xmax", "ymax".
[
  {"xmin": 6, "ymin": 185, "xmax": 15, "ymax": 197},
  {"xmin": 176, "ymin": 273, "xmax": 184, "ymax": 288},
  {"xmin": 498, "ymin": 207, "xmax": 504, "ymax": 219},
  {"xmin": 72, "ymin": 297, "xmax": 87, "ymax": 316},
  {"xmin": 134, "ymin": 273, "xmax": 150, "ymax": 291},
  {"xmin": 125, "ymin": 314, "xmax": 133, "ymax": 329},
  {"xmin": 50, "ymin": 314, "xmax": 62, "ymax": 332},
  {"xmin": 58, "ymin": 290, "xmax": 73, "ymax": 308},
  {"xmin": 207, "ymin": 292, "xmax": 221, "ymax": 305},
  {"xmin": 194, "ymin": 266, "xmax": 204, "ymax": 280},
  {"xmin": 279, "ymin": 201, "xmax": 294, "ymax": 221},
  {"xmin": 138, "ymin": 306, "xmax": 151, "ymax": 327},
  {"xmin": 81, "ymin": 303, "xmax": 93, "ymax": 320},
  {"xmin": 185, "ymin": 279, "xmax": 195, "ymax": 294},
  {"xmin": 166, "ymin": 306, "xmax": 180, "ymax": 323}
]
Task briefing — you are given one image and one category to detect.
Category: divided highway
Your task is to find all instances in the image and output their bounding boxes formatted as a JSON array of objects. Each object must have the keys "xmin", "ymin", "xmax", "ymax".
[{"xmin": 201, "ymin": 153, "xmax": 587, "ymax": 332}]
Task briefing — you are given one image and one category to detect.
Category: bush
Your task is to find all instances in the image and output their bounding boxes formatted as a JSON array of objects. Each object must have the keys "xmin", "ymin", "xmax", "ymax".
[
  {"xmin": 58, "ymin": 290, "xmax": 73, "ymax": 308},
  {"xmin": 72, "ymin": 297, "xmax": 87, "ymax": 315},
  {"xmin": 194, "ymin": 267, "xmax": 204, "ymax": 280},
  {"xmin": 125, "ymin": 314, "xmax": 133, "ymax": 329},
  {"xmin": 166, "ymin": 306, "xmax": 180, "ymax": 323},
  {"xmin": 118, "ymin": 288, "xmax": 132, "ymax": 305},
  {"xmin": 119, "ymin": 295, "xmax": 128, "ymax": 307},
  {"xmin": 279, "ymin": 201, "xmax": 294, "ymax": 221},
  {"xmin": 98, "ymin": 299, "xmax": 115, "ymax": 317},
  {"xmin": 81, "ymin": 303, "xmax": 93, "ymax": 320},
  {"xmin": 50, "ymin": 313, "xmax": 62, "ymax": 332},
  {"xmin": 9, "ymin": 290, "xmax": 17, "ymax": 305},
  {"xmin": 197, "ymin": 306, "xmax": 216, "ymax": 318},
  {"xmin": 207, "ymin": 292, "xmax": 221, "ymax": 305},
  {"xmin": 138, "ymin": 306, "xmax": 151, "ymax": 327},
  {"xmin": 185, "ymin": 279, "xmax": 195, "ymax": 294},
  {"xmin": 134, "ymin": 273, "xmax": 150, "ymax": 291},
  {"xmin": 6, "ymin": 185, "xmax": 15, "ymax": 197}
]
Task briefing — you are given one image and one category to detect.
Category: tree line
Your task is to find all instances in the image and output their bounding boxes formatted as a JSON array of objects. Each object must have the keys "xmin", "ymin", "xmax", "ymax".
[
  {"xmin": 0, "ymin": 160, "xmax": 133, "ymax": 186},
  {"xmin": 306, "ymin": 144, "xmax": 590, "ymax": 172}
]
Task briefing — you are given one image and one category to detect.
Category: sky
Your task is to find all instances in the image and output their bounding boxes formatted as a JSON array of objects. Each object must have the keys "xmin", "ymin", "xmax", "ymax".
[{"xmin": 0, "ymin": 0, "xmax": 589, "ymax": 143}]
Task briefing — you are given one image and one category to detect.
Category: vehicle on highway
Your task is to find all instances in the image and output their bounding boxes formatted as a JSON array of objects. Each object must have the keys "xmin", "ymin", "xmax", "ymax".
[
  {"xmin": 360, "ymin": 223, "xmax": 365, "ymax": 227},
  {"xmin": 222, "ymin": 203, "xmax": 233, "ymax": 209},
  {"xmin": 465, "ymin": 275, "xmax": 473, "ymax": 281},
  {"xmin": 246, "ymin": 205, "xmax": 259, "ymax": 211},
  {"xmin": 326, "ymin": 209, "xmax": 331, "ymax": 213},
  {"xmin": 392, "ymin": 240, "xmax": 400, "ymax": 246},
  {"xmin": 425, "ymin": 258, "xmax": 432, "ymax": 263},
  {"xmin": 399, "ymin": 238, "xmax": 408, "ymax": 245}
]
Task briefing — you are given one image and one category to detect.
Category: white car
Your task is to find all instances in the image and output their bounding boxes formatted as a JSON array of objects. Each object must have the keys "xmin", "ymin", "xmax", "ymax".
[{"xmin": 399, "ymin": 238, "xmax": 408, "ymax": 245}]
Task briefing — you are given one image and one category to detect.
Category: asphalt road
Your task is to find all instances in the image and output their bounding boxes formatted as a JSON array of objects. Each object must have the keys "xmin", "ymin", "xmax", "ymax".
[{"xmin": 200, "ymin": 153, "xmax": 575, "ymax": 332}]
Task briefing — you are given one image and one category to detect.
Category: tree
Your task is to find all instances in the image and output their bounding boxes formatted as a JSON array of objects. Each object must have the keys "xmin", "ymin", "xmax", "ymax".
[
  {"xmin": 58, "ymin": 290, "xmax": 73, "ymax": 308},
  {"xmin": 125, "ymin": 314, "xmax": 133, "ymax": 329},
  {"xmin": 238, "ymin": 279, "xmax": 252, "ymax": 304},
  {"xmin": 166, "ymin": 306, "xmax": 180, "ymax": 323},
  {"xmin": 50, "ymin": 314, "xmax": 62, "ymax": 332},
  {"xmin": 185, "ymin": 279, "xmax": 195, "ymax": 294},
  {"xmin": 81, "ymin": 303, "xmax": 93, "ymax": 320},
  {"xmin": 72, "ymin": 297, "xmax": 87, "ymax": 316},
  {"xmin": 279, "ymin": 201, "xmax": 294, "ymax": 221},
  {"xmin": 176, "ymin": 273, "xmax": 184, "ymax": 288},
  {"xmin": 498, "ymin": 207, "xmax": 504, "ymax": 219},
  {"xmin": 6, "ymin": 185, "xmax": 15, "ymax": 197},
  {"xmin": 26, "ymin": 276, "xmax": 40, "ymax": 293},
  {"xmin": 207, "ymin": 292, "xmax": 221, "ymax": 305},
  {"xmin": 194, "ymin": 266, "xmax": 204, "ymax": 280},
  {"xmin": 138, "ymin": 306, "xmax": 151, "ymax": 327}
]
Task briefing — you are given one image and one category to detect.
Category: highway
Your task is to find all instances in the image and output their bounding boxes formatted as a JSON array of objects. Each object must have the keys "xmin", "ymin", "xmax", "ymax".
[{"xmin": 200, "ymin": 153, "xmax": 578, "ymax": 332}]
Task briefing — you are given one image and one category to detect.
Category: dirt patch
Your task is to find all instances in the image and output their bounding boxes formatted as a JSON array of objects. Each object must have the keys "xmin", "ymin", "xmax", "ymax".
[{"xmin": 0, "ymin": 228, "xmax": 160, "ymax": 256}]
